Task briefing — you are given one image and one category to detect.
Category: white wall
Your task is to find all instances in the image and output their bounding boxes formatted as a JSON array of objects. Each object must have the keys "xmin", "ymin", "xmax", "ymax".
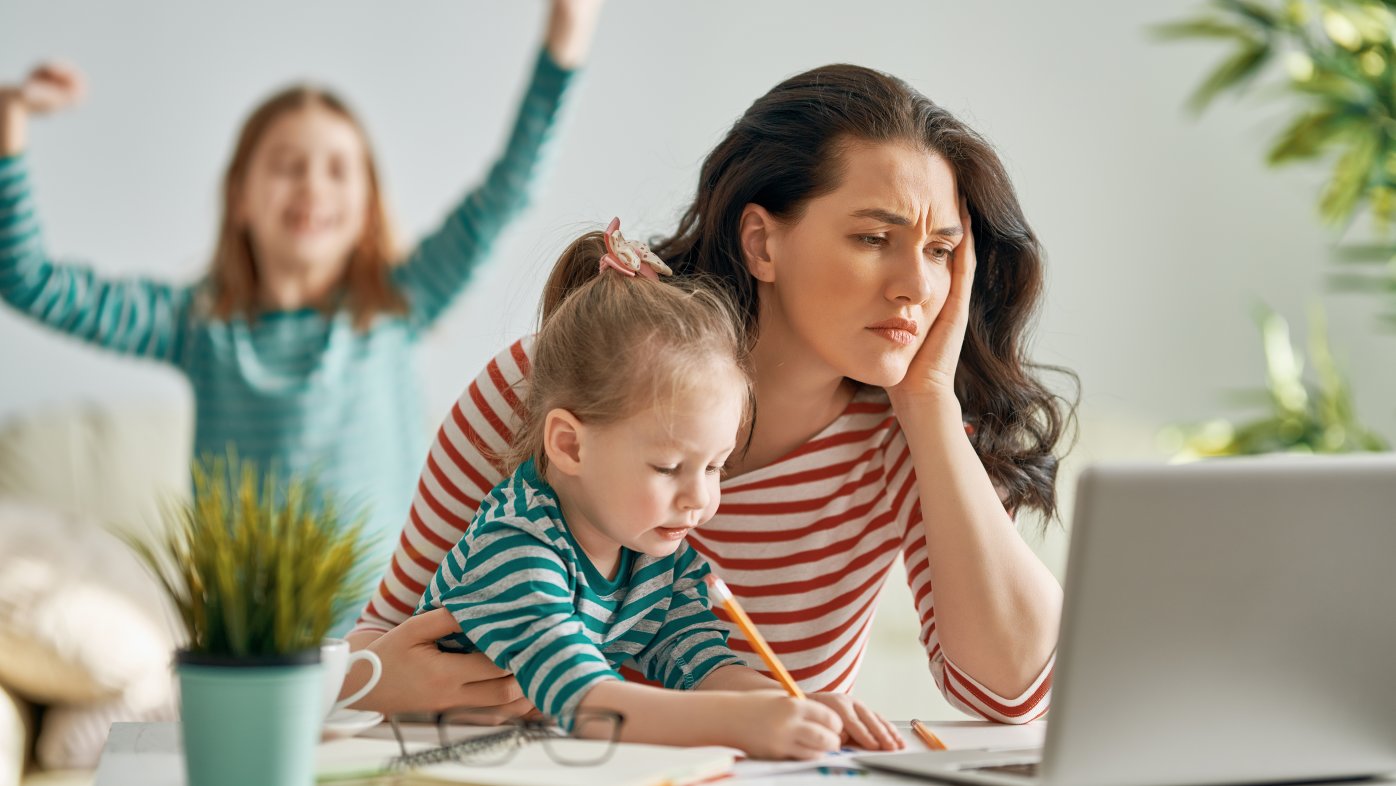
[{"xmin": 4, "ymin": 0, "xmax": 1393, "ymax": 719}]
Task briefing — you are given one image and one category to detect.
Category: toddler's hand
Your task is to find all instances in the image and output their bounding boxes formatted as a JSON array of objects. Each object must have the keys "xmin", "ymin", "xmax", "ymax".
[
  {"xmin": 729, "ymin": 691, "xmax": 843, "ymax": 760},
  {"xmin": 807, "ymin": 692, "xmax": 906, "ymax": 751}
]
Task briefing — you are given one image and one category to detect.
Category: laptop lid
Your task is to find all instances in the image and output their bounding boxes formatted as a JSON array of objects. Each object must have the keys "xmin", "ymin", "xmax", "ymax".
[{"xmin": 1042, "ymin": 454, "xmax": 1396, "ymax": 786}]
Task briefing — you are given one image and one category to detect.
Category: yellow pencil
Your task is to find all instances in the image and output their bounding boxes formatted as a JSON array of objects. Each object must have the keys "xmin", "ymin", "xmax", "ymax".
[
  {"xmin": 910, "ymin": 718, "xmax": 948, "ymax": 751},
  {"xmin": 704, "ymin": 574, "xmax": 806, "ymax": 699}
]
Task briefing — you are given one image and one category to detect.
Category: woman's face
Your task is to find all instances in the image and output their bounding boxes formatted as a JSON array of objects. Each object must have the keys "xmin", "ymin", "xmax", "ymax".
[{"xmin": 752, "ymin": 141, "xmax": 962, "ymax": 388}]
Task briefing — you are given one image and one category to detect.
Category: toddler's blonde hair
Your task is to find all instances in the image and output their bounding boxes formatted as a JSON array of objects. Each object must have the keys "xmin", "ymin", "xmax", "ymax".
[{"xmin": 503, "ymin": 231, "xmax": 754, "ymax": 475}]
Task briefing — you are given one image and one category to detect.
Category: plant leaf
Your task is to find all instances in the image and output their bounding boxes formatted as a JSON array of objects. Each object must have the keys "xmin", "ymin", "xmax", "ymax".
[
  {"xmin": 1151, "ymin": 17, "xmax": 1257, "ymax": 41},
  {"xmin": 1318, "ymin": 128, "xmax": 1381, "ymax": 224},
  {"xmin": 1267, "ymin": 107, "xmax": 1352, "ymax": 162},
  {"xmin": 1187, "ymin": 39, "xmax": 1274, "ymax": 113}
]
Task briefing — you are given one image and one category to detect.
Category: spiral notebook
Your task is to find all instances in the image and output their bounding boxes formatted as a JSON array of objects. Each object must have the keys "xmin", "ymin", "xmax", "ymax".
[{"xmin": 315, "ymin": 736, "xmax": 736, "ymax": 786}]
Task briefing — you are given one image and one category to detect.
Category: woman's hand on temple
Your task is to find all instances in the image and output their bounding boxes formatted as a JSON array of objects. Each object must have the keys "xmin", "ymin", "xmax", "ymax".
[
  {"xmin": 344, "ymin": 608, "xmax": 536, "ymax": 718},
  {"xmin": 887, "ymin": 195, "xmax": 977, "ymax": 407}
]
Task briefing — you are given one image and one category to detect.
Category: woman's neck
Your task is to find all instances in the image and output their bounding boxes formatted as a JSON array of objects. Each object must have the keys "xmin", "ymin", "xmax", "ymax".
[{"xmin": 727, "ymin": 316, "xmax": 858, "ymax": 479}]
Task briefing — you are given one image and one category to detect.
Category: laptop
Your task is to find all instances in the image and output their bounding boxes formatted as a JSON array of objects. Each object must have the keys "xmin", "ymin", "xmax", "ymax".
[{"xmin": 857, "ymin": 454, "xmax": 1396, "ymax": 786}]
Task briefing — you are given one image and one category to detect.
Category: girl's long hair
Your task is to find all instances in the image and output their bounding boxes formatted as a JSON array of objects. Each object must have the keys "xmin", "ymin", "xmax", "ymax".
[{"xmin": 207, "ymin": 85, "xmax": 404, "ymax": 330}]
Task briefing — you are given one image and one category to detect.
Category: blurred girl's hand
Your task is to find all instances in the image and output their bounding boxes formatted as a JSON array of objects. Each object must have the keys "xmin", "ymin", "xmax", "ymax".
[{"xmin": 14, "ymin": 62, "xmax": 88, "ymax": 115}]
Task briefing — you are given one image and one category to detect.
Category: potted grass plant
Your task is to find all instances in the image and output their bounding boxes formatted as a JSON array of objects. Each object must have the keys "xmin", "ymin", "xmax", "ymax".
[{"xmin": 122, "ymin": 454, "xmax": 373, "ymax": 786}]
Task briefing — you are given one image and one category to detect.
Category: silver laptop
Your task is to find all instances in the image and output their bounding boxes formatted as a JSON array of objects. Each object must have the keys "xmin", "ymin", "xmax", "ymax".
[{"xmin": 858, "ymin": 454, "xmax": 1396, "ymax": 786}]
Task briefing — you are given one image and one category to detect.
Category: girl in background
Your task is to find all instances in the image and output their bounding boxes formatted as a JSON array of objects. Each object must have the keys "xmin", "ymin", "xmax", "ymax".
[
  {"xmin": 415, "ymin": 219, "xmax": 901, "ymax": 757},
  {"xmin": 0, "ymin": 1, "xmax": 602, "ymax": 632}
]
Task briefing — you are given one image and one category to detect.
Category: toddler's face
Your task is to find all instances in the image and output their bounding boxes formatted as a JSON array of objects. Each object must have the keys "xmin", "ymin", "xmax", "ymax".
[
  {"xmin": 572, "ymin": 364, "xmax": 747, "ymax": 559},
  {"xmin": 238, "ymin": 105, "xmax": 371, "ymax": 289}
]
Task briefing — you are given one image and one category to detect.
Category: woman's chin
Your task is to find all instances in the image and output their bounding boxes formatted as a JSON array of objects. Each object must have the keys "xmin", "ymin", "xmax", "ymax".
[{"xmin": 841, "ymin": 359, "xmax": 912, "ymax": 389}]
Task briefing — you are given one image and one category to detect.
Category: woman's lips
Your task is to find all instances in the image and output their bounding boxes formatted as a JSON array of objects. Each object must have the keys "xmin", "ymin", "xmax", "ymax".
[{"xmin": 867, "ymin": 318, "xmax": 919, "ymax": 346}]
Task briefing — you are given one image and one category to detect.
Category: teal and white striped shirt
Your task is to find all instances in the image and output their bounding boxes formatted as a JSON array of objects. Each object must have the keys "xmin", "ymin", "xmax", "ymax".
[
  {"xmin": 0, "ymin": 51, "xmax": 578, "ymax": 628},
  {"xmin": 418, "ymin": 459, "xmax": 747, "ymax": 719}
]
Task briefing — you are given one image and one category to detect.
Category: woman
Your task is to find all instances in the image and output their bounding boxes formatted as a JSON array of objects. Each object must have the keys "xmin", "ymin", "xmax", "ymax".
[{"xmin": 346, "ymin": 62, "xmax": 1074, "ymax": 732}]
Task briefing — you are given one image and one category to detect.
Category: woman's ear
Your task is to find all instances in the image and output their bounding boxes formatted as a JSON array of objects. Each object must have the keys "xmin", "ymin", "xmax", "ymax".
[
  {"xmin": 542, "ymin": 408, "xmax": 586, "ymax": 476},
  {"xmin": 739, "ymin": 204, "xmax": 778, "ymax": 283}
]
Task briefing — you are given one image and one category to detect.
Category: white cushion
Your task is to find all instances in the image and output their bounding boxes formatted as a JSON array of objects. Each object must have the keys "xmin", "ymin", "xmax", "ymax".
[
  {"xmin": 0, "ymin": 684, "xmax": 33, "ymax": 786},
  {"xmin": 35, "ymin": 686, "xmax": 177, "ymax": 772},
  {"xmin": 0, "ymin": 404, "xmax": 189, "ymax": 773},
  {"xmin": 0, "ymin": 403, "xmax": 191, "ymax": 527},
  {"xmin": 0, "ymin": 502, "xmax": 177, "ymax": 706}
]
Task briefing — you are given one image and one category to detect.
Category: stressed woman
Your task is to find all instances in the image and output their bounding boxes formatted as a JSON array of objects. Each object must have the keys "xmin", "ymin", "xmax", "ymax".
[{"xmin": 345, "ymin": 63, "xmax": 1074, "ymax": 730}]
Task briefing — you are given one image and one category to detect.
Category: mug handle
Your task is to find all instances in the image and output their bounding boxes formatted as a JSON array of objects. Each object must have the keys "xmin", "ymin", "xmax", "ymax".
[{"xmin": 333, "ymin": 650, "xmax": 383, "ymax": 712}]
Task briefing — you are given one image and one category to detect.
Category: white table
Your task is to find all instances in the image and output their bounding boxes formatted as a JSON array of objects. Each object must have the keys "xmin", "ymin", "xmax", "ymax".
[
  {"xmin": 94, "ymin": 722, "xmax": 926, "ymax": 785},
  {"xmin": 93, "ymin": 721, "xmax": 1396, "ymax": 786}
]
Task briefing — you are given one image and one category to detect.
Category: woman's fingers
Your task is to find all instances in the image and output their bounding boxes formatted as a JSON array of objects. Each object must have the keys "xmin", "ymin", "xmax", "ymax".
[
  {"xmin": 349, "ymin": 608, "xmax": 526, "ymax": 714},
  {"xmin": 451, "ymin": 673, "xmax": 526, "ymax": 709},
  {"xmin": 406, "ymin": 607, "xmax": 485, "ymax": 645},
  {"xmin": 937, "ymin": 193, "xmax": 976, "ymax": 341}
]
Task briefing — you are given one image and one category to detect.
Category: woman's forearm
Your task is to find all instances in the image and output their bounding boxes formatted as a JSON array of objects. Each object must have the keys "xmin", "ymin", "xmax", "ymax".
[{"xmin": 894, "ymin": 391, "xmax": 1061, "ymax": 698}]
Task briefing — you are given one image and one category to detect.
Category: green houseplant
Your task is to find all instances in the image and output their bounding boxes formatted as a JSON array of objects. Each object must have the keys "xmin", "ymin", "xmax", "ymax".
[
  {"xmin": 1155, "ymin": 0, "xmax": 1392, "ymax": 455},
  {"xmin": 1162, "ymin": 304, "xmax": 1388, "ymax": 457},
  {"xmin": 122, "ymin": 455, "xmax": 373, "ymax": 786},
  {"xmin": 1155, "ymin": 0, "xmax": 1396, "ymax": 324}
]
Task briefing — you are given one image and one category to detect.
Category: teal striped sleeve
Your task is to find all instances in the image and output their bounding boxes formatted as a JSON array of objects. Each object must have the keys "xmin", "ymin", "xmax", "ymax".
[
  {"xmin": 633, "ymin": 547, "xmax": 748, "ymax": 690},
  {"xmin": 393, "ymin": 49, "xmax": 578, "ymax": 330},
  {"xmin": 436, "ymin": 515, "xmax": 621, "ymax": 719},
  {"xmin": 0, "ymin": 154, "xmax": 189, "ymax": 362}
]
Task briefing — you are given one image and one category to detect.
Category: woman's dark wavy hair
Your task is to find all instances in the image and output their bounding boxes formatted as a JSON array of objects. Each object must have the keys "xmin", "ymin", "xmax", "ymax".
[{"xmin": 650, "ymin": 64, "xmax": 1079, "ymax": 521}]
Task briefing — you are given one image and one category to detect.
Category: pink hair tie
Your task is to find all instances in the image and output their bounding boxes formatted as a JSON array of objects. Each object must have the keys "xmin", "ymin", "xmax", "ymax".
[{"xmin": 598, "ymin": 217, "xmax": 673, "ymax": 280}]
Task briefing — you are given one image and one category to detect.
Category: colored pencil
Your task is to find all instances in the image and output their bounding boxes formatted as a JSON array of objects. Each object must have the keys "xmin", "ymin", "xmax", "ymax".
[
  {"xmin": 909, "ymin": 718, "xmax": 948, "ymax": 751},
  {"xmin": 704, "ymin": 574, "xmax": 806, "ymax": 699}
]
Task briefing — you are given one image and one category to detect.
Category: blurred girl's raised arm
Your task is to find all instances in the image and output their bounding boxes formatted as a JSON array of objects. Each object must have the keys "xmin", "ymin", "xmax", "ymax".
[
  {"xmin": 393, "ymin": 4, "xmax": 598, "ymax": 329},
  {"xmin": 0, "ymin": 155, "xmax": 190, "ymax": 364}
]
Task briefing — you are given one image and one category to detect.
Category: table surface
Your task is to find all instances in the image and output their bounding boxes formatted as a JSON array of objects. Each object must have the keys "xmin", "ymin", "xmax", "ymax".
[{"xmin": 93, "ymin": 721, "xmax": 1396, "ymax": 786}]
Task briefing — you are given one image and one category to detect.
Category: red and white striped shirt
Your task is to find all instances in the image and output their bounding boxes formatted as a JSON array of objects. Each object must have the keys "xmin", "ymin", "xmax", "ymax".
[{"xmin": 354, "ymin": 338, "xmax": 1053, "ymax": 723}]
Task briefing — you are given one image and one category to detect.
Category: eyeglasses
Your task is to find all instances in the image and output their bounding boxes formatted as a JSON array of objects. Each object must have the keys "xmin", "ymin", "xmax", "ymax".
[{"xmin": 386, "ymin": 707, "xmax": 625, "ymax": 772}]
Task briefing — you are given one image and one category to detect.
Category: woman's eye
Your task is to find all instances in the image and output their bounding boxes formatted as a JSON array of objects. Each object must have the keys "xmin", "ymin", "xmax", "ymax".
[
  {"xmin": 705, "ymin": 464, "xmax": 724, "ymax": 476},
  {"xmin": 927, "ymin": 246, "xmax": 952, "ymax": 262},
  {"xmin": 856, "ymin": 234, "xmax": 887, "ymax": 248},
  {"xmin": 652, "ymin": 465, "xmax": 678, "ymax": 476}
]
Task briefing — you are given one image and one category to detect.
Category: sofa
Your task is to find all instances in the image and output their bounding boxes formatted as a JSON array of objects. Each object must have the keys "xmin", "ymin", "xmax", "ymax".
[{"xmin": 0, "ymin": 402, "xmax": 191, "ymax": 786}]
